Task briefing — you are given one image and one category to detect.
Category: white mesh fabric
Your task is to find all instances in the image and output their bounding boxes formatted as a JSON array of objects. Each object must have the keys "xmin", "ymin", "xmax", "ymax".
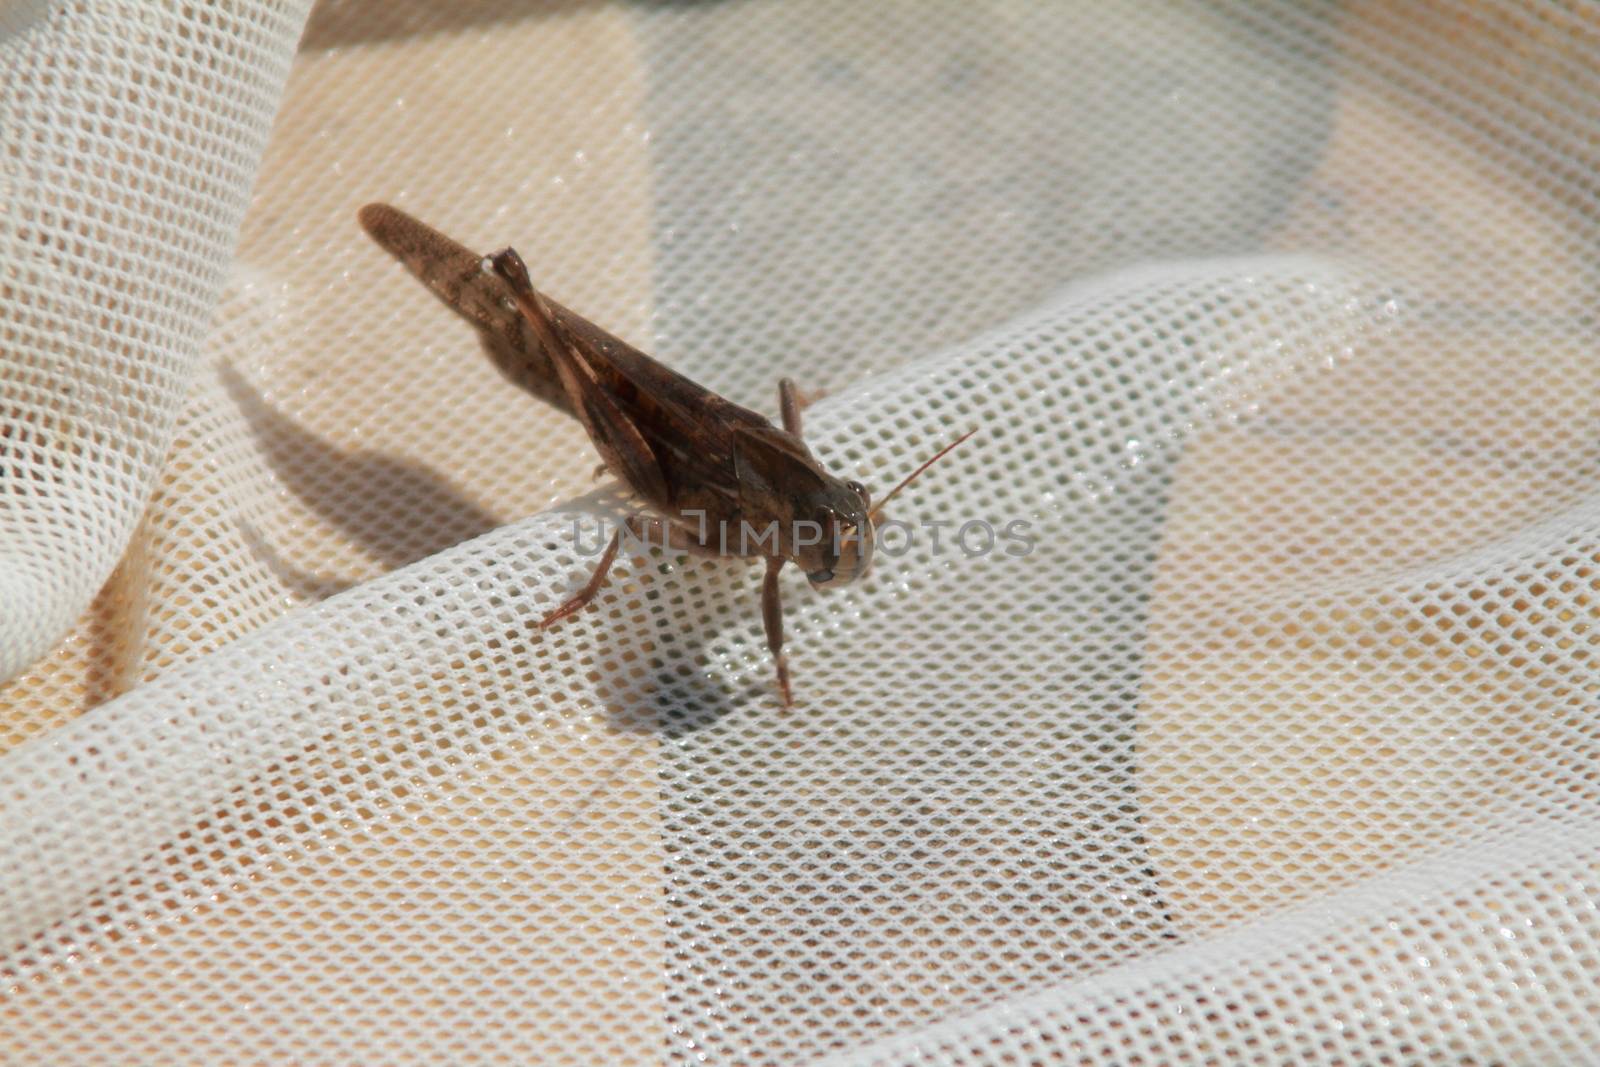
[
  {"xmin": 4, "ymin": 2, "xmax": 1600, "ymax": 1064},
  {"xmin": 0, "ymin": 0, "xmax": 307, "ymax": 685}
]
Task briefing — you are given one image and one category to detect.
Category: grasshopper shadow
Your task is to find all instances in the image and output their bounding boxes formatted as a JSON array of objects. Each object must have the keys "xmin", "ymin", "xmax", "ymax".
[
  {"xmin": 573, "ymin": 546, "xmax": 769, "ymax": 737},
  {"xmin": 300, "ymin": 0, "xmax": 607, "ymax": 50},
  {"xmin": 220, "ymin": 364, "xmax": 507, "ymax": 589},
  {"xmin": 224, "ymin": 363, "xmax": 761, "ymax": 731},
  {"xmin": 299, "ymin": 0, "xmax": 742, "ymax": 50}
]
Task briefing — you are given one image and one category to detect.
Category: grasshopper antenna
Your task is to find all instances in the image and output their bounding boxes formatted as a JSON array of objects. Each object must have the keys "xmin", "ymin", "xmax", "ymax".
[{"xmin": 869, "ymin": 429, "xmax": 977, "ymax": 523}]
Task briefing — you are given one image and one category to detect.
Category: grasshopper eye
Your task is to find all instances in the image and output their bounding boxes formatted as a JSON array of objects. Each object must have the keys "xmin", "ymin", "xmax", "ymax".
[{"xmin": 847, "ymin": 479, "xmax": 869, "ymax": 503}]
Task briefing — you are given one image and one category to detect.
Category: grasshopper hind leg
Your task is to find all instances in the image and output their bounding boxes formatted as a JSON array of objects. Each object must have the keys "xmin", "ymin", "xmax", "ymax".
[
  {"xmin": 538, "ymin": 515, "xmax": 716, "ymax": 630},
  {"xmin": 539, "ymin": 527, "xmax": 624, "ymax": 628}
]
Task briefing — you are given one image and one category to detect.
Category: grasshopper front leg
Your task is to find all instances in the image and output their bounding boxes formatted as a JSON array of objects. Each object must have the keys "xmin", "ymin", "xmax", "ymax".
[
  {"xmin": 654, "ymin": 521, "xmax": 794, "ymax": 709},
  {"xmin": 778, "ymin": 378, "xmax": 825, "ymax": 439},
  {"xmin": 779, "ymin": 378, "xmax": 804, "ymax": 437},
  {"xmin": 635, "ymin": 519, "xmax": 795, "ymax": 708},
  {"xmin": 762, "ymin": 557, "xmax": 792, "ymax": 710}
]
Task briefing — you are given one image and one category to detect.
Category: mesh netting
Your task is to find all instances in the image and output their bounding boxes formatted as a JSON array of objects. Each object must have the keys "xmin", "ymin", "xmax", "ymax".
[{"xmin": 4, "ymin": 2, "xmax": 1600, "ymax": 1063}]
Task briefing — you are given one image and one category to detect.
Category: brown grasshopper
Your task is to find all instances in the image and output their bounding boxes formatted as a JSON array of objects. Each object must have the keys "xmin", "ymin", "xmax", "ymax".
[{"xmin": 358, "ymin": 204, "xmax": 972, "ymax": 708}]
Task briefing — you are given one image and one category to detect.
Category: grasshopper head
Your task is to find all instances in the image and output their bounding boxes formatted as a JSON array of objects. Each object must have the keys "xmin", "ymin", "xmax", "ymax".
[
  {"xmin": 800, "ymin": 479, "xmax": 874, "ymax": 589},
  {"xmin": 803, "ymin": 429, "xmax": 978, "ymax": 587},
  {"xmin": 733, "ymin": 426, "xmax": 875, "ymax": 586},
  {"xmin": 733, "ymin": 424, "xmax": 972, "ymax": 589}
]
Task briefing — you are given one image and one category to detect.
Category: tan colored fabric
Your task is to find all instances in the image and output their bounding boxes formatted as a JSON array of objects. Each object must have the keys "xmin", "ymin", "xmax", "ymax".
[{"xmin": 4, "ymin": 2, "xmax": 1600, "ymax": 1063}]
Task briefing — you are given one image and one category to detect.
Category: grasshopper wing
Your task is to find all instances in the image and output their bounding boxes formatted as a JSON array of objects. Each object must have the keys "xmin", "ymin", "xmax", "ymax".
[{"xmin": 359, "ymin": 203, "xmax": 570, "ymax": 414}]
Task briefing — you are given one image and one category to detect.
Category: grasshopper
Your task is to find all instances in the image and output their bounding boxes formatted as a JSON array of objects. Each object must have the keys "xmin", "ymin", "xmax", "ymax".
[{"xmin": 358, "ymin": 204, "xmax": 971, "ymax": 707}]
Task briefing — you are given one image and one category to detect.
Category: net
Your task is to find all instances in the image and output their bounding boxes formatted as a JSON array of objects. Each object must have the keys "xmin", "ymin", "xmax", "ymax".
[{"xmin": 4, "ymin": 1, "xmax": 1599, "ymax": 1063}]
